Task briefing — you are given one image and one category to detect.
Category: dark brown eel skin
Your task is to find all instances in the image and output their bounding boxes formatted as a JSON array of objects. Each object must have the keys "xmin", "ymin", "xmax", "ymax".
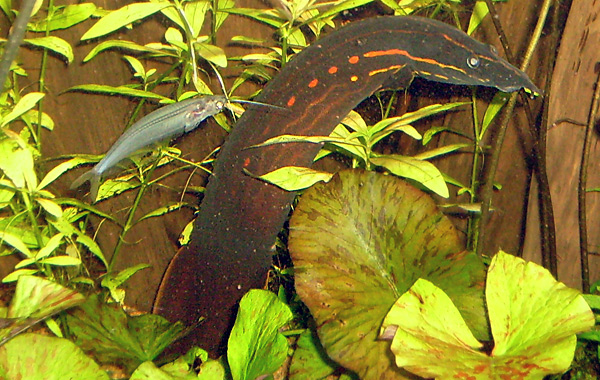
[{"xmin": 154, "ymin": 15, "xmax": 540, "ymax": 355}]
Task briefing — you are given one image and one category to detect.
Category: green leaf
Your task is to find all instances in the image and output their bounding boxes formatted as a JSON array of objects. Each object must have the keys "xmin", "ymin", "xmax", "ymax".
[
  {"xmin": 215, "ymin": 0, "xmax": 235, "ymax": 30},
  {"xmin": 81, "ymin": 2, "xmax": 172, "ymax": 40},
  {"xmin": 2, "ymin": 269, "xmax": 39, "ymax": 283},
  {"xmin": 24, "ymin": 36, "xmax": 74, "ymax": 63},
  {"xmin": 28, "ymin": 3, "xmax": 96, "ymax": 31},
  {"xmin": 306, "ymin": 0, "xmax": 373, "ymax": 22},
  {"xmin": 35, "ymin": 233, "xmax": 64, "ymax": 260},
  {"xmin": 36, "ymin": 198, "xmax": 63, "ymax": 218},
  {"xmin": 123, "ymin": 55, "xmax": 146, "ymax": 77},
  {"xmin": 380, "ymin": 251, "xmax": 595, "ymax": 379},
  {"xmin": 184, "ymin": 0, "xmax": 209, "ymax": 37},
  {"xmin": 228, "ymin": 289, "xmax": 293, "ymax": 380},
  {"xmin": 101, "ymin": 264, "xmax": 150, "ymax": 304},
  {"xmin": 67, "ymin": 84, "xmax": 169, "ymax": 100},
  {"xmin": 195, "ymin": 42, "xmax": 227, "ymax": 68},
  {"xmin": 67, "ymin": 295, "xmax": 185, "ymax": 373},
  {"xmin": 0, "ymin": 275, "xmax": 84, "ymax": 344},
  {"xmin": 480, "ymin": 91, "xmax": 510, "ymax": 139},
  {"xmin": 413, "ymin": 143, "xmax": 471, "ymax": 160},
  {"xmin": 38, "ymin": 157, "xmax": 91, "ymax": 190},
  {"xmin": 0, "ymin": 333, "xmax": 109, "ymax": 380},
  {"xmin": 252, "ymin": 166, "xmax": 333, "ymax": 191},
  {"xmin": 0, "ymin": 231, "xmax": 32, "ymax": 257},
  {"xmin": 39, "ymin": 256, "xmax": 81, "ymax": 266},
  {"xmin": 467, "ymin": 1, "xmax": 489, "ymax": 35},
  {"xmin": 75, "ymin": 234, "xmax": 107, "ymax": 268},
  {"xmin": 83, "ymin": 40, "xmax": 170, "ymax": 62},
  {"xmin": 289, "ymin": 329, "xmax": 340, "ymax": 379},
  {"xmin": 136, "ymin": 202, "xmax": 186, "ymax": 223},
  {"xmin": 288, "ymin": 170, "xmax": 487, "ymax": 379},
  {"xmin": 1, "ymin": 92, "xmax": 45, "ymax": 127},
  {"xmin": 370, "ymin": 154, "xmax": 449, "ymax": 198}
]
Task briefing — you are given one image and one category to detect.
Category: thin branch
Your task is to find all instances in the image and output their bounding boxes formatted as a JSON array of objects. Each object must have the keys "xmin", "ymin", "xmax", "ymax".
[
  {"xmin": 477, "ymin": 0, "xmax": 553, "ymax": 257},
  {"xmin": 577, "ymin": 71, "xmax": 600, "ymax": 293}
]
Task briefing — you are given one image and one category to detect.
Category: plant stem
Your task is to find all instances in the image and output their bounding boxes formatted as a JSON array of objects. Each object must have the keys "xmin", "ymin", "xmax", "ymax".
[
  {"xmin": 577, "ymin": 72, "xmax": 600, "ymax": 293},
  {"xmin": 476, "ymin": 0, "xmax": 552, "ymax": 256},
  {"xmin": 0, "ymin": 0, "xmax": 35, "ymax": 93}
]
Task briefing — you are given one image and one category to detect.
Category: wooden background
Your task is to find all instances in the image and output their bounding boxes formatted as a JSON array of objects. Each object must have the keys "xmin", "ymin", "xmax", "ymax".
[{"xmin": 1, "ymin": 0, "xmax": 598, "ymax": 314}]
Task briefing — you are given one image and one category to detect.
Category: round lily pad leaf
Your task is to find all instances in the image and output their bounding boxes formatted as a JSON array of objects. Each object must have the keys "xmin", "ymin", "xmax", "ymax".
[
  {"xmin": 0, "ymin": 333, "xmax": 108, "ymax": 380},
  {"xmin": 289, "ymin": 170, "xmax": 487, "ymax": 379}
]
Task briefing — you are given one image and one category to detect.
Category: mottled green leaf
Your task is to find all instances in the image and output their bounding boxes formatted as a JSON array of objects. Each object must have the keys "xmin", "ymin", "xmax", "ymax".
[
  {"xmin": 289, "ymin": 329, "xmax": 341, "ymax": 380},
  {"xmin": 289, "ymin": 170, "xmax": 487, "ymax": 379},
  {"xmin": 195, "ymin": 42, "xmax": 227, "ymax": 67},
  {"xmin": 67, "ymin": 295, "xmax": 185, "ymax": 373},
  {"xmin": 380, "ymin": 252, "xmax": 595, "ymax": 379},
  {"xmin": 81, "ymin": 2, "xmax": 172, "ymax": 40},
  {"xmin": 228, "ymin": 289, "xmax": 293, "ymax": 380},
  {"xmin": 0, "ymin": 333, "xmax": 108, "ymax": 380}
]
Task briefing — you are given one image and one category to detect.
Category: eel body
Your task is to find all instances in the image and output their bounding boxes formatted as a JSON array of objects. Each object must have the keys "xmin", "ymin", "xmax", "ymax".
[{"xmin": 154, "ymin": 16, "xmax": 539, "ymax": 354}]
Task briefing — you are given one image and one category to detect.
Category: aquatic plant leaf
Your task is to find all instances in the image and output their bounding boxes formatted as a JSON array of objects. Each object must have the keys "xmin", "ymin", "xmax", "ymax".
[
  {"xmin": 0, "ymin": 333, "xmax": 108, "ymax": 380},
  {"xmin": 289, "ymin": 329, "xmax": 339, "ymax": 380},
  {"xmin": 227, "ymin": 289, "xmax": 293, "ymax": 380},
  {"xmin": 289, "ymin": 169, "xmax": 487, "ymax": 379},
  {"xmin": 0, "ymin": 275, "xmax": 84, "ymax": 345},
  {"xmin": 380, "ymin": 252, "xmax": 595, "ymax": 379},
  {"xmin": 67, "ymin": 295, "xmax": 185, "ymax": 373}
]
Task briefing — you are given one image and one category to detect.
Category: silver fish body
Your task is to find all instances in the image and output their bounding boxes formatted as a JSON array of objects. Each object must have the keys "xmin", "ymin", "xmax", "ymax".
[{"xmin": 71, "ymin": 95, "xmax": 227, "ymax": 200}]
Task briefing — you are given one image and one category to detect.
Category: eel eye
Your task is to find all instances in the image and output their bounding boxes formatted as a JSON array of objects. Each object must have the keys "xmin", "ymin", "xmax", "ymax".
[
  {"xmin": 467, "ymin": 55, "xmax": 480, "ymax": 69},
  {"xmin": 488, "ymin": 44, "xmax": 499, "ymax": 55}
]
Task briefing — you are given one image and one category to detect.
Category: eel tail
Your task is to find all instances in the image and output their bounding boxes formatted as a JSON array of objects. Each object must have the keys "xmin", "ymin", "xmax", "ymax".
[{"xmin": 70, "ymin": 168, "xmax": 101, "ymax": 202}]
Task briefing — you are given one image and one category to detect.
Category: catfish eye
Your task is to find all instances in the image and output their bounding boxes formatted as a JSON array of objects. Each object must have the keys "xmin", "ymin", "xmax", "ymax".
[
  {"xmin": 216, "ymin": 101, "xmax": 225, "ymax": 110},
  {"xmin": 467, "ymin": 55, "xmax": 480, "ymax": 69}
]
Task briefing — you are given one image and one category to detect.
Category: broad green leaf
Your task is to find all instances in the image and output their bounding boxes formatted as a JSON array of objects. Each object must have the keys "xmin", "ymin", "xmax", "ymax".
[
  {"xmin": 130, "ymin": 361, "xmax": 187, "ymax": 380},
  {"xmin": 136, "ymin": 202, "xmax": 186, "ymax": 223},
  {"xmin": 24, "ymin": 109, "xmax": 55, "ymax": 130},
  {"xmin": 228, "ymin": 289, "xmax": 293, "ymax": 380},
  {"xmin": 289, "ymin": 329, "xmax": 340, "ymax": 379},
  {"xmin": 306, "ymin": 0, "xmax": 373, "ymax": 22},
  {"xmin": 67, "ymin": 295, "xmax": 185, "ymax": 373},
  {"xmin": 38, "ymin": 157, "xmax": 91, "ymax": 190},
  {"xmin": 340, "ymin": 110, "xmax": 368, "ymax": 134},
  {"xmin": 2, "ymin": 269, "xmax": 39, "ymax": 283},
  {"xmin": 184, "ymin": 0, "xmax": 210, "ymax": 37},
  {"xmin": 480, "ymin": 91, "xmax": 510, "ymax": 139},
  {"xmin": 195, "ymin": 42, "xmax": 227, "ymax": 68},
  {"xmin": 370, "ymin": 154, "xmax": 449, "ymax": 198},
  {"xmin": 380, "ymin": 252, "xmax": 595, "ymax": 379},
  {"xmin": 101, "ymin": 264, "xmax": 150, "ymax": 304},
  {"xmin": 81, "ymin": 2, "xmax": 172, "ymax": 40},
  {"xmin": 254, "ymin": 166, "xmax": 333, "ymax": 191},
  {"xmin": 67, "ymin": 84, "xmax": 169, "ymax": 100},
  {"xmin": 75, "ymin": 234, "xmax": 107, "ymax": 268},
  {"xmin": 1, "ymin": 92, "xmax": 45, "ymax": 127},
  {"xmin": 413, "ymin": 143, "xmax": 471, "ymax": 160},
  {"xmin": 24, "ymin": 36, "xmax": 73, "ymax": 63},
  {"xmin": 35, "ymin": 233, "xmax": 64, "ymax": 260},
  {"xmin": 0, "ymin": 276, "xmax": 84, "ymax": 344},
  {"xmin": 0, "ymin": 231, "xmax": 31, "ymax": 257},
  {"xmin": 467, "ymin": 1, "xmax": 489, "ymax": 35},
  {"xmin": 36, "ymin": 198, "xmax": 63, "ymax": 218},
  {"xmin": 28, "ymin": 3, "xmax": 96, "ymax": 31},
  {"xmin": 289, "ymin": 170, "xmax": 487, "ymax": 379},
  {"xmin": 215, "ymin": 0, "xmax": 235, "ymax": 30},
  {"xmin": 39, "ymin": 256, "xmax": 81, "ymax": 266},
  {"xmin": 0, "ymin": 131, "xmax": 37, "ymax": 190},
  {"xmin": 83, "ymin": 40, "xmax": 170, "ymax": 62},
  {"xmin": 249, "ymin": 134, "xmax": 361, "ymax": 149},
  {"xmin": 0, "ymin": 333, "xmax": 109, "ymax": 380},
  {"xmin": 368, "ymin": 102, "xmax": 467, "ymax": 143},
  {"xmin": 123, "ymin": 55, "xmax": 145, "ymax": 77},
  {"xmin": 220, "ymin": 8, "xmax": 285, "ymax": 28}
]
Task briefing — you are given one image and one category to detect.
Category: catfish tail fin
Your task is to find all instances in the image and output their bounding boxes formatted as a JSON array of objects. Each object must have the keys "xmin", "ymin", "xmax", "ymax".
[{"xmin": 71, "ymin": 169, "xmax": 101, "ymax": 202}]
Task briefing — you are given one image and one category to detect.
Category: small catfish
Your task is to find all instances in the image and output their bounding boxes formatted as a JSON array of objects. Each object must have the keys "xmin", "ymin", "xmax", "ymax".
[{"xmin": 70, "ymin": 95, "xmax": 280, "ymax": 200}]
